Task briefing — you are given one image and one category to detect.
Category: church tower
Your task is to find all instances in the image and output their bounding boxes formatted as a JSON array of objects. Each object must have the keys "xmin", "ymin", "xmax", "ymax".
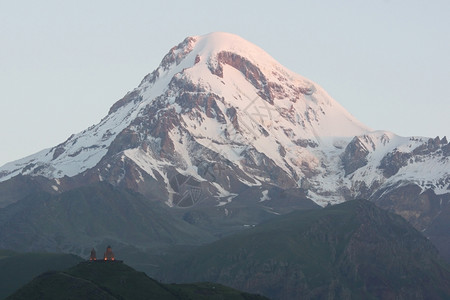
[{"xmin": 103, "ymin": 245, "xmax": 115, "ymax": 261}]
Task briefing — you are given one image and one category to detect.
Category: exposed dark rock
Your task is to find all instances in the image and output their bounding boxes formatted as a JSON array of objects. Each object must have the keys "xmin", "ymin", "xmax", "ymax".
[
  {"xmin": 350, "ymin": 180, "xmax": 382, "ymax": 201},
  {"xmin": 413, "ymin": 136, "xmax": 449, "ymax": 156},
  {"xmin": 174, "ymin": 90, "xmax": 226, "ymax": 124},
  {"xmin": 379, "ymin": 150, "xmax": 412, "ymax": 177},
  {"xmin": 241, "ymin": 149, "xmax": 296, "ymax": 188},
  {"xmin": 258, "ymin": 125, "xmax": 269, "ymax": 137},
  {"xmin": 278, "ymin": 144, "xmax": 286, "ymax": 157},
  {"xmin": 300, "ymin": 161, "xmax": 320, "ymax": 178},
  {"xmin": 52, "ymin": 146, "xmax": 65, "ymax": 160},
  {"xmin": 226, "ymin": 107, "xmax": 239, "ymax": 131},
  {"xmin": 108, "ymin": 90, "xmax": 142, "ymax": 115},
  {"xmin": 168, "ymin": 76, "xmax": 204, "ymax": 93},
  {"xmin": 429, "ymin": 136, "xmax": 442, "ymax": 151},
  {"xmin": 159, "ymin": 37, "xmax": 196, "ymax": 71},
  {"xmin": 441, "ymin": 137, "xmax": 450, "ymax": 156},
  {"xmin": 294, "ymin": 139, "xmax": 318, "ymax": 148},
  {"xmin": 341, "ymin": 136, "xmax": 371, "ymax": 176},
  {"xmin": 373, "ymin": 184, "xmax": 445, "ymax": 231},
  {"xmin": 143, "ymin": 108, "xmax": 182, "ymax": 157},
  {"xmin": 194, "ymin": 54, "xmax": 200, "ymax": 64},
  {"xmin": 210, "ymin": 51, "xmax": 274, "ymax": 104},
  {"xmin": 138, "ymin": 37, "xmax": 196, "ymax": 89},
  {"xmin": 107, "ymin": 129, "xmax": 141, "ymax": 156}
]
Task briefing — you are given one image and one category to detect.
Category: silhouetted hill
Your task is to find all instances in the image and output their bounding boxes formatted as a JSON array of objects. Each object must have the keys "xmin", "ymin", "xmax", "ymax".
[
  {"xmin": 161, "ymin": 200, "xmax": 450, "ymax": 300},
  {"xmin": 6, "ymin": 260, "xmax": 268, "ymax": 300}
]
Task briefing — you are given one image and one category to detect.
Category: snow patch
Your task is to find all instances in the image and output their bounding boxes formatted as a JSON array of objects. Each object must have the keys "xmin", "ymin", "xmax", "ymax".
[{"xmin": 259, "ymin": 190, "xmax": 270, "ymax": 202}]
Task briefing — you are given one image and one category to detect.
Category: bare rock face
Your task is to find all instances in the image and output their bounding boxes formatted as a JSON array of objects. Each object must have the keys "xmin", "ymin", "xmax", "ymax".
[
  {"xmin": 226, "ymin": 107, "xmax": 239, "ymax": 131},
  {"xmin": 374, "ymin": 184, "xmax": 445, "ymax": 231},
  {"xmin": 108, "ymin": 90, "xmax": 142, "ymax": 115},
  {"xmin": 293, "ymin": 139, "xmax": 318, "ymax": 148},
  {"xmin": 379, "ymin": 150, "xmax": 412, "ymax": 177},
  {"xmin": 443, "ymin": 142, "xmax": 450, "ymax": 156},
  {"xmin": 413, "ymin": 136, "xmax": 449, "ymax": 156},
  {"xmin": 140, "ymin": 36, "xmax": 197, "ymax": 87},
  {"xmin": 210, "ymin": 51, "xmax": 275, "ymax": 104},
  {"xmin": 175, "ymin": 91, "xmax": 226, "ymax": 123},
  {"xmin": 341, "ymin": 136, "xmax": 371, "ymax": 176},
  {"xmin": 107, "ymin": 128, "xmax": 141, "ymax": 156}
]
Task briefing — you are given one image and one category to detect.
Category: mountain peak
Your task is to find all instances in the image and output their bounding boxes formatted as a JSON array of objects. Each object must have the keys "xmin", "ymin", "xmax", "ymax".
[
  {"xmin": 0, "ymin": 33, "xmax": 447, "ymax": 213},
  {"xmin": 193, "ymin": 32, "xmax": 278, "ymax": 63},
  {"xmin": 136, "ymin": 32, "xmax": 369, "ymax": 135}
]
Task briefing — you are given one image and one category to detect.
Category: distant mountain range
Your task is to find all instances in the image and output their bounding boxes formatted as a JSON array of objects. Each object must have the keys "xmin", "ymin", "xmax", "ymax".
[
  {"xmin": 4, "ymin": 201, "xmax": 450, "ymax": 300},
  {"xmin": 0, "ymin": 31, "xmax": 448, "ymax": 282}
]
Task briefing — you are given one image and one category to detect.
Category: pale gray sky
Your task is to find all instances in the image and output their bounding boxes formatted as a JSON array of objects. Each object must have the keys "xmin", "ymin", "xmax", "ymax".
[{"xmin": 1, "ymin": 0, "xmax": 449, "ymax": 166}]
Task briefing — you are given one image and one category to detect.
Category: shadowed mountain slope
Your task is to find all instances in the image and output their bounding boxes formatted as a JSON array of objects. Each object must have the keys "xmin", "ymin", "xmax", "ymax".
[
  {"xmin": 0, "ymin": 250, "xmax": 82, "ymax": 299},
  {"xmin": 161, "ymin": 200, "xmax": 450, "ymax": 300},
  {"xmin": 0, "ymin": 182, "xmax": 215, "ymax": 257}
]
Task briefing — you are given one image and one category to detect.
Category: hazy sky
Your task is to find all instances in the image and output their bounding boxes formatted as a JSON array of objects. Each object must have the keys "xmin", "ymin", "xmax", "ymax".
[{"xmin": 0, "ymin": 0, "xmax": 449, "ymax": 166}]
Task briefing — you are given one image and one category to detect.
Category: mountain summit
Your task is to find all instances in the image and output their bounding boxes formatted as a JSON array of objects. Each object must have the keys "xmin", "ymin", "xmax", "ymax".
[
  {"xmin": 0, "ymin": 33, "xmax": 448, "ymax": 255},
  {"xmin": 0, "ymin": 32, "xmax": 370, "ymax": 192}
]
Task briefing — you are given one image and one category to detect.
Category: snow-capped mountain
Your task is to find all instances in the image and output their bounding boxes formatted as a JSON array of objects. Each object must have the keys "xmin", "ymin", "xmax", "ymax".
[{"xmin": 0, "ymin": 33, "xmax": 448, "ymax": 237}]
